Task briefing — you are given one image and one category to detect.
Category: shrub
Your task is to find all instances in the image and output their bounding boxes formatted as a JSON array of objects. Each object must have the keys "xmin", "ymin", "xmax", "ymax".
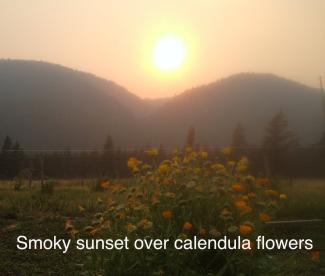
[{"xmin": 67, "ymin": 147, "xmax": 287, "ymax": 274}]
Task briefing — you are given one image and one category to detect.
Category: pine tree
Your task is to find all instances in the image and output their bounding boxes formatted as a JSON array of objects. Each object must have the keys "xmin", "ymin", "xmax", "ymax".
[
  {"xmin": 263, "ymin": 110, "xmax": 296, "ymax": 176},
  {"xmin": 102, "ymin": 134, "xmax": 114, "ymax": 177},
  {"xmin": 103, "ymin": 134, "xmax": 114, "ymax": 152},
  {"xmin": 186, "ymin": 127, "xmax": 195, "ymax": 148},
  {"xmin": 232, "ymin": 123, "xmax": 247, "ymax": 149},
  {"xmin": 1, "ymin": 136, "xmax": 12, "ymax": 153}
]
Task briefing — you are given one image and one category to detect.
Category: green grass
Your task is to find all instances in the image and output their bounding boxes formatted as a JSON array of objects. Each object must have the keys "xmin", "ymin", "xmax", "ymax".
[{"xmin": 0, "ymin": 178, "xmax": 324, "ymax": 275}]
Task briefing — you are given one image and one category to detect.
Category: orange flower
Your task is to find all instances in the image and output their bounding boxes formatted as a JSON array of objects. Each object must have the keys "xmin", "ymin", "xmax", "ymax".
[
  {"xmin": 232, "ymin": 183, "xmax": 243, "ymax": 192},
  {"xmin": 183, "ymin": 222, "xmax": 193, "ymax": 231},
  {"xmin": 234, "ymin": 200, "xmax": 247, "ymax": 210},
  {"xmin": 247, "ymin": 192, "xmax": 256, "ymax": 199},
  {"xmin": 162, "ymin": 210, "xmax": 173, "ymax": 219},
  {"xmin": 259, "ymin": 213, "xmax": 271, "ymax": 222},
  {"xmin": 126, "ymin": 223, "xmax": 137, "ymax": 233},
  {"xmin": 239, "ymin": 224, "xmax": 253, "ymax": 236},
  {"xmin": 257, "ymin": 178, "xmax": 269, "ymax": 186},
  {"xmin": 100, "ymin": 180, "xmax": 110, "ymax": 189},
  {"xmin": 265, "ymin": 189, "xmax": 279, "ymax": 197},
  {"xmin": 240, "ymin": 206, "xmax": 252, "ymax": 215}
]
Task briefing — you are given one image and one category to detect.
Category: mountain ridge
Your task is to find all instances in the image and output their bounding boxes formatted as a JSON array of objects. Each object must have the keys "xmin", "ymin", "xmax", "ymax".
[{"xmin": 0, "ymin": 59, "xmax": 323, "ymax": 148}]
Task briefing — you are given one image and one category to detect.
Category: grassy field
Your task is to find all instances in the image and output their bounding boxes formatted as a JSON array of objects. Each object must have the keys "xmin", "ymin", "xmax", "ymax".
[{"xmin": 0, "ymin": 176, "xmax": 324, "ymax": 275}]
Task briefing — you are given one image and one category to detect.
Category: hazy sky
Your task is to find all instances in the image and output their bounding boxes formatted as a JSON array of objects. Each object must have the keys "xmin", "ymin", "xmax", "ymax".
[{"xmin": 1, "ymin": 0, "xmax": 324, "ymax": 98}]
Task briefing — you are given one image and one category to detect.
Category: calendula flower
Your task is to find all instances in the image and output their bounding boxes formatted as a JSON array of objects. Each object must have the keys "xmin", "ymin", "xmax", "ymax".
[
  {"xmin": 78, "ymin": 205, "xmax": 85, "ymax": 213},
  {"xmin": 256, "ymin": 178, "xmax": 269, "ymax": 186},
  {"xmin": 232, "ymin": 183, "xmax": 243, "ymax": 192},
  {"xmin": 240, "ymin": 206, "xmax": 252, "ymax": 215},
  {"xmin": 100, "ymin": 180, "xmax": 109, "ymax": 189},
  {"xmin": 158, "ymin": 163, "xmax": 169, "ymax": 174},
  {"xmin": 236, "ymin": 157, "xmax": 249, "ymax": 173},
  {"xmin": 126, "ymin": 223, "xmax": 137, "ymax": 233},
  {"xmin": 209, "ymin": 228, "xmax": 221, "ymax": 237},
  {"xmin": 221, "ymin": 147, "xmax": 232, "ymax": 155},
  {"xmin": 211, "ymin": 163, "xmax": 225, "ymax": 172},
  {"xmin": 162, "ymin": 210, "xmax": 173, "ymax": 219},
  {"xmin": 265, "ymin": 189, "xmax": 279, "ymax": 197},
  {"xmin": 259, "ymin": 213, "xmax": 271, "ymax": 222},
  {"xmin": 234, "ymin": 200, "xmax": 247, "ymax": 210},
  {"xmin": 137, "ymin": 219, "xmax": 153, "ymax": 230},
  {"xmin": 198, "ymin": 150, "xmax": 208, "ymax": 159},
  {"xmin": 221, "ymin": 208, "xmax": 231, "ymax": 217},
  {"xmin": 239, "ymin": 224, "xmax": 253, "ymax": 235},
  {"xmin": 183, "ymin": 222, "xmax": 193, "ymax": 231},
  {"xmin": 127, "ymin": 157, "xmax": 139, "ymax": 170},
  {"xmin": 145, "ymin": 148, "xmax": 158, "ymax": 157},
  {"xmin": 279, "ymin": 193, "xmax": 288, "ymax": 200}
]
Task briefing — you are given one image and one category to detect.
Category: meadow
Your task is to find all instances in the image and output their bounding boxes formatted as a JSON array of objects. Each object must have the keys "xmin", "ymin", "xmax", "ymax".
[{"xmin": 0, "ymin": 149, "xmax": 324, "ymax": 275}]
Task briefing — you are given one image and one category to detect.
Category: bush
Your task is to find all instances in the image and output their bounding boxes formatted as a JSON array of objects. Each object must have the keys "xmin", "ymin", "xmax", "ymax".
[{"xmin": 66, "ymin": 147, "xmax": 287, "ymax": 275}]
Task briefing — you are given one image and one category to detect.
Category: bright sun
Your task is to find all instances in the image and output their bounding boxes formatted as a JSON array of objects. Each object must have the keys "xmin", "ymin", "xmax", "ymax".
[{"xmin": 153, "ymin": 35, "xmax": 186, "ymax": 71}]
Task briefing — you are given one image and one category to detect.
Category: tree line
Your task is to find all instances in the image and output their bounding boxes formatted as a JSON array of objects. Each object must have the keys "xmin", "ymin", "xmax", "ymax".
[{"xmin": 0, "ymin": 110, "xmax": 324, "ymax": 180}]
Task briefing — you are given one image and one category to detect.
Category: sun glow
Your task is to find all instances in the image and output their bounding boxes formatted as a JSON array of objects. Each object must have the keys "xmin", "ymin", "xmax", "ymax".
[{"xmin": 153, "ymin": 35, "xmax": 186, "ymax": 71}]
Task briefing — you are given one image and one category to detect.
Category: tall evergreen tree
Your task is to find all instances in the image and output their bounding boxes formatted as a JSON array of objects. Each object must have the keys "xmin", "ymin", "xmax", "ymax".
[
  {"xmin": 102, "ymin": 134, "xmax": 114, "ymax": 176},
  {"xmin": 232, "ymin": 123, "xmax": 247, "ymax": 149},
  {"xmin": 263, "ymin": 110, "xmax": 296, "ymax": 176},
  {"xmin": 186, "ymin": 127, "xmax": 195, "ymax": 148}
]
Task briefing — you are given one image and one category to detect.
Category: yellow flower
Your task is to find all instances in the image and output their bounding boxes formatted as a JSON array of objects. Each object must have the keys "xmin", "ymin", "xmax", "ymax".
[
  {"xmin": 127, "ymin": 157, "xmax": 139, "ymax": 170},
  {"xmin": 145, "ymin": 148, "xmax": 158, "ymax": 157},
  {"xmin": 232, "ymin": 183, "xmax": 243, "ymax": 192},
  {"xmin": 236, "ymin": 157, "xmax": 249, "ymax": 173},
  {"xmin": 78, "ymin": 205, "xmax": 85, "ymax": 213},
  {"xmin": 259, "ymin": 213, "xmax": 271, "ymax": 222},
  {"xmin": 198, "ymin": 150, "xmax": 208, "ymax": 159},
  {"xmin": 211, "ymin": 163, "xmax": 225, "ymax": 172},
  {"xmin": 183, "ymin": 222, "xmax": 193, "ymax": 231},
  {"xmin": 162, "ymin": 210, "xmax": 173, "ymax": 219},
  {"xmin": 239, "ymin": 224, "xmax": 253, "ymax": 236},
  {"xmin": 279, "ymin": 194, "xmax": 288, "ymax": 200},
  {"xmin": 227, "ymin": 160, "xmax": 236, "ymax": 168},
  {"xmin": 221, "ymin": 147, "xmax": 232, "ymax": 155},
  {"xmin": 158, "ymin": 163, "xmax": 169, "ymax": 174}
]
